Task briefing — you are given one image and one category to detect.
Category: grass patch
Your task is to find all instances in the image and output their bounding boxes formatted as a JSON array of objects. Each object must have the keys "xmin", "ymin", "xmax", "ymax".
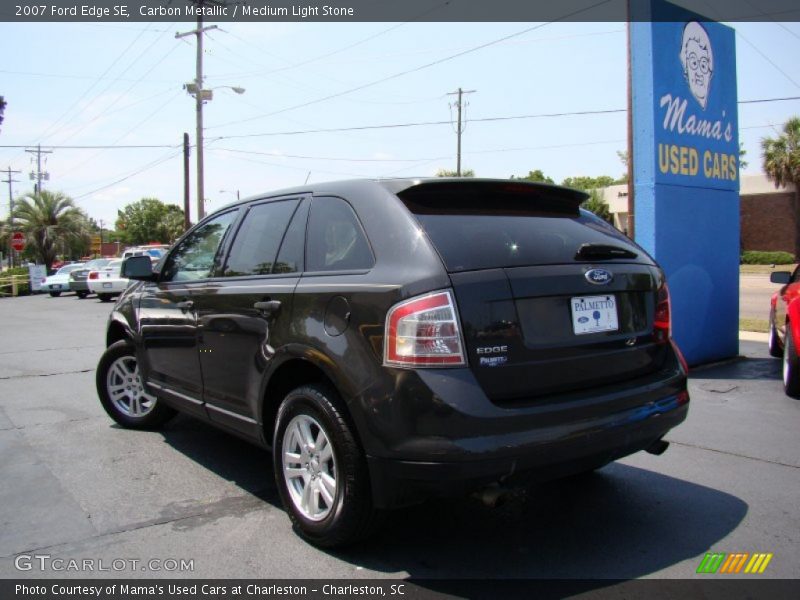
[
  {"xmin": 740, "ymin": 264, "xmax": 797, "ymax": 275},
  {"xmin": 739, "ymin": 318, "xmax": 770, "ymax": 333}
]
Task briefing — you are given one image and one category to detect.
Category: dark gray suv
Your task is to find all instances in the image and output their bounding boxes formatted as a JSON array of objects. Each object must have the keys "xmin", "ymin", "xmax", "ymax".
[{"xmin": 96, "ymin": 178, "xmax": 689, "ymax": 547}]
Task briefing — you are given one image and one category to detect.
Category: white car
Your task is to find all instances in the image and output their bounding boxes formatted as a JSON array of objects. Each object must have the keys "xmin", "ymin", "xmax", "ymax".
[
  {"xmin": 87, "ymin": 259, "xmax": 129, "ymax": 302},
  {"xmin": 41, "ymin": 263, "xmax": 85, "ymax": 297}
]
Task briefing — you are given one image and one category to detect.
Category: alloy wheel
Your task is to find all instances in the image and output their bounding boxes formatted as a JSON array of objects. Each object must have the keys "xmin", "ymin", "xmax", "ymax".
[
  {"xmin": 281, "ymin": 414, "xmax": 338, "ymax": 521},
  {"xmin": 106, "ymin": 355, "xmax": 156, "ymax": 417}
]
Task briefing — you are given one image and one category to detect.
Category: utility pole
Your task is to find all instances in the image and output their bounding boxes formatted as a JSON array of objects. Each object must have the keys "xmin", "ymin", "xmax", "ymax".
[
  {"xmin": 25, "ymin": 145, "xmax": 52, "ymax": 194},
  {"xmin": 3, "ymin": 167, "xmax": 21, "ymax": 269},
  {"xmin": 183, "ymin": 133, "xmax": 191, "ymax": 231},
  {"xmin": 447, "ymin": 88, "xmax": 476, "ymax": 176},
  {"xmin": 625, "ymin": 2, "xmax": 635, "ymax": 239},
  {"xmin": 177, "ymin": 2, "xmax": 218, "ymax": 223}
]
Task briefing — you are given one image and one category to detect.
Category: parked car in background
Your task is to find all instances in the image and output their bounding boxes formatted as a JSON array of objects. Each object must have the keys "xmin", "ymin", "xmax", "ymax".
[
  {"xmin": 96, "ymin": 178, "xmax": 689, "ymax": 547},
  {"xmin": 121, "ymin": 244, "xmax": 169, "ymax": 263},
  {"xmin": 768, "ymin": 268, "xmax": 800, "ymax": 396},
  {"xmin": 69, "ymin": 258, "xmax": 113, "ymax": 299},
  {"xmin": 41, "ymin": 263, "xmax": 85, "ymax": 297},
  {"xmin": 87, "ymin": 259, "xmax": 128, "ymax": 302}
]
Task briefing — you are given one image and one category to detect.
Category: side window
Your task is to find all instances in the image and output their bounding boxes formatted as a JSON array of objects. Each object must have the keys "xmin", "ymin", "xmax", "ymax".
[
  {"xmin": 161, "ymin": 210, "xmax": 238, "ymax": 282},
  {"xmin": 274, "ymin": 199, "xmax": 309, "ymax": 274},
  {"xmin": 223, "ymin": 199, "xmax": 299, "ymax": 277},
  {"xmin": 306, "ymin": 197, "xmax": 374, "ymax": 272},
  {"xmin": 792, "ymin": 267, "xmax": 800, "ymax": 284}
]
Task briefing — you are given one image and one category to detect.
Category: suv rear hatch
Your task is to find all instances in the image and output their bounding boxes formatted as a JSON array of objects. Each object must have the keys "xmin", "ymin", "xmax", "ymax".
[{"xmin": 395, "ymin": 180, "xmax": 670, "ymax": 403}]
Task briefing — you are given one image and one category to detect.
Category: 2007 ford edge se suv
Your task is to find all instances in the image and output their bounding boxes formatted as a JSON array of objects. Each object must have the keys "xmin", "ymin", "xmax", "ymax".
[{"xmin": 97, "ymin": 179, "xmax": 689, "ymax": 547}]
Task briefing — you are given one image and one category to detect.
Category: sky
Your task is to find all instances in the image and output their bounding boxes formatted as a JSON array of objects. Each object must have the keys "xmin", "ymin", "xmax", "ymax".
[{"xmin": 1, "ymin": 17, "xmax": 799, "ymax": 228}]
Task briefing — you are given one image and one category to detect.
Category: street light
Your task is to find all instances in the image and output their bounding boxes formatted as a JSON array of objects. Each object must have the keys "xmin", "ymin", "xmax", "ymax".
[
  {"xmin": 182, "ymin": 74, "xmax": 245, "ymax": 223},
  {"xmin": 219, "ymin": 189, "xmax": 241, "ymax": 201}
]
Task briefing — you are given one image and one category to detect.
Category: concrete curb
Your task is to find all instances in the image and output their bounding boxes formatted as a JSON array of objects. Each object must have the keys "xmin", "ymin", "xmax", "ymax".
[{"xmin": 739, "ymin": 330, "xmax": 769, "ymax": 342}]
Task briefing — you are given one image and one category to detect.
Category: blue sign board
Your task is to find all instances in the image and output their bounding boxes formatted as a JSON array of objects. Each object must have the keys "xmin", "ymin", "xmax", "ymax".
[{"xmin": 632, "ymin": 1, "xmax": 740, "ymax": 365}]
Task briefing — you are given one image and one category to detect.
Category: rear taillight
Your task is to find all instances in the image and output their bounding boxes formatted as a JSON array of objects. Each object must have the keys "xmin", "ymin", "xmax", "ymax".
[
  {"xmin": 384, "ymin": 290, "xmax": 466, "ymax": 367},
  {"xmin": 654, "ymin": 283, "xmax": 671, "ymax": 343},
  {"xmin": 88, "ymin": 272, "xmax": 99, "ymax": 280}
]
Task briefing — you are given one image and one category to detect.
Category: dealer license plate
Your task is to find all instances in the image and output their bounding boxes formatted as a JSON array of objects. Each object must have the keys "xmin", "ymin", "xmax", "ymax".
[{"xmin": 571, "ymin": 295, "xmax": 619, "ymax": 335}]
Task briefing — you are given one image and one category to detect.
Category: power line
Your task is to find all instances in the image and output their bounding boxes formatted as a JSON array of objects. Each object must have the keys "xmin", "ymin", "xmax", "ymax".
[
  {"xmin": 0, "ymin": 69, "xmax": 175, "ymax": 84},
  {"xmin": 214, "ymin": 147, "xmax": 450, "ymax": 163},
  {"xmin": 208, "ymin": 95, "xmax": 799, "ymax": 140},
  {"xmin": 51, "ymin": 32, "xmax": 181, "ymax": 147},
  {"xmin": 70, "ymin": 150, "xmax": 182, "ymax": 200},
  {"xmin": 739, "ymin": 96, "xmax": 800, "ymax": 104},
  {"xmin": 736, "ymin": 29, "xmax": 800, "ymax": 90},
  {"xmin": 207, "ymin": 0, "xmax": 614, "ymax": 130},
  {"xmin": 0, "ymin": 96, "xmax": 796, "ymax": 151},
  {"xmin": 0, "ymin": 144, "xmax": 180, "ymax": 149},
  {"xmin": 31, "ymin": 24, "xmax": 159, "ymax": 148},
  {"xmin": 208, "ymin": 3, "xmax": 449, "ymax": 83},
  {"xmin": 55, "ymin": 90, "xmax": 185, "ymax": 177}
]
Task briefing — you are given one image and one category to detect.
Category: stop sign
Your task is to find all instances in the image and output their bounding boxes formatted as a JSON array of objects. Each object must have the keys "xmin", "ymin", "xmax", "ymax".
[{"xmin": 11, "ymin": 231, "xmax": 25, "ymax": 252}]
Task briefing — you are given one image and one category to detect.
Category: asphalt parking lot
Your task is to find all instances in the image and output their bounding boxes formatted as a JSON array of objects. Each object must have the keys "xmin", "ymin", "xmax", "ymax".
[{"xmin": 0, "ymin": 292, "xmax": 798, "ymax": 583}]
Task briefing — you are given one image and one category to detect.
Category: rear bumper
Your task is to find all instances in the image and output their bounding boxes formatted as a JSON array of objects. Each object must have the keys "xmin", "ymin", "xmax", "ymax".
[
  {"xmin": 359, "ymin": 362, "xmax": 688, "ymax": 509},
  {"xmin": 88, "ymin": 282, "xmax": 125, "ymax": 294},
  {"xmin": 367, "ymin": 398, "xmax": 686, "ymax": 508},
  {"xmin": 69, "ymin": 281, "xmax": 89, "ymax": 292}
]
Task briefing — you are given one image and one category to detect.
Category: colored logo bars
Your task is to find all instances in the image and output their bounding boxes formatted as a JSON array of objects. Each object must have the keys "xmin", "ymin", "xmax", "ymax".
[{"xmin": 696, "ymin": 552, "xmax": 773, "ymax": 574}]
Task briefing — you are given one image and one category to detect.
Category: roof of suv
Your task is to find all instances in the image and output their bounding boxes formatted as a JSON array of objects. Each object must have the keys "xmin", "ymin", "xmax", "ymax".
[{"xmin": 214, "ymin": 178, "xmax": 589, "ymax": 214}]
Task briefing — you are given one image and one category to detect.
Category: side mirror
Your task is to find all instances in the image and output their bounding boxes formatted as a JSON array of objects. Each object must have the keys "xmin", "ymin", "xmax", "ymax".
[
  {"xmin": 121, "ymin": 255, "xmax": 155, "ymax": 281},
  {"xmin": 770, "ymin": 271, "xmax": 791, "ymax": 285}
]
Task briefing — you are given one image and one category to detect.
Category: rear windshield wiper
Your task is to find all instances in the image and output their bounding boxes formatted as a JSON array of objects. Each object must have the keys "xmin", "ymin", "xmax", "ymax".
[{"xmin": 575, "ymin": 243, "xmax": 638, "ymax": 261}]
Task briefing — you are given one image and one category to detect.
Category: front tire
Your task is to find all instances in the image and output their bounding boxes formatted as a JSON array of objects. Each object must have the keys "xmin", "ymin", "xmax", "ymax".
[
  {"xmin": 783, "ymin": 326, "xmax": 800, "ymax": 397},
  {"xmin": 96, "ymin": 340, "xmax": 176, "ymax": 429},
  {"xmin": 49, "ymin": 291, "xmax": 61, "ymax": 297},
  {"xmin": 273, "ymin": 384, "xmax": 380, "ymax": 547}
]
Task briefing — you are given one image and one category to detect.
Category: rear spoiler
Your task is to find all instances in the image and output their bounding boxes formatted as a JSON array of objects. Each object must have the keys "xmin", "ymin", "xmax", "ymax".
[{"xmin": 383, "ymin": 179, "xmax": 589, "ymax": 217}]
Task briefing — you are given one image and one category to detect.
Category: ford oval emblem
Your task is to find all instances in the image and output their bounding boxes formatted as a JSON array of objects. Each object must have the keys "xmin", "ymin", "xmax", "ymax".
[{"xmin": 585, "ymin": 268, "xmax": 613, "ymax": 285}]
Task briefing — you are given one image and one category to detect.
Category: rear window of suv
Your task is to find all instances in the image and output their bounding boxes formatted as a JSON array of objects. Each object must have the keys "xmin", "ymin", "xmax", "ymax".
[{"xmin": 397, "ymin": 182, "xmax": 639, "ymax": 272}]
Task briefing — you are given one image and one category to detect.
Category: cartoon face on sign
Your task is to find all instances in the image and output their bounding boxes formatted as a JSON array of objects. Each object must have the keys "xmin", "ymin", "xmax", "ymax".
[{"xmin": 680, "ymin": 21, "xmax": 714, "ymax": 109}]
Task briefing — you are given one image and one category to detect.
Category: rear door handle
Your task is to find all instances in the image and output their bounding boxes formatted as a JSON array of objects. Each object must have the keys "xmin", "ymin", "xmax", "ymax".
[
  {"xmin": 253, "ymin": 300, "xmax": 281, "ymax": 314},
  {"xmin": 176, "ymin": 300, "xmax": 194, "ymax": 311}
]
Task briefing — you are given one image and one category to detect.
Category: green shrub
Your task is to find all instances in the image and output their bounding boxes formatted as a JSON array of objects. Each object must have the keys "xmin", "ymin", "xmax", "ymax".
[{"xmin": 740, "ymin": 251, "xmax": 796, "ymax": 265}]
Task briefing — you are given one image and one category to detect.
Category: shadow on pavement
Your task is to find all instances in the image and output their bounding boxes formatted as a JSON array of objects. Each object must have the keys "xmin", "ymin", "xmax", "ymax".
[
  {"xmin": 157, "ymin": 415, "xmax": 282, "ymax": 509},
  {"xmin": 691, "ymin": 357, "xmax": 781, "ymax": 382},
  {"xmin": 156, "ymin": 416, "xmax": 748, "ymax": 583},
  {"xmin": 335, "ymin": 464, "xmax": 747, "ymax": 580}
]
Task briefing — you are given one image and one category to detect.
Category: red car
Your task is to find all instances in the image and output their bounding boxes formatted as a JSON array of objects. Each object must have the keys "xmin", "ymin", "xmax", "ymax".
[{"xmin": 769, "ymin": 269, "xmax": 800, "ymax": 396}]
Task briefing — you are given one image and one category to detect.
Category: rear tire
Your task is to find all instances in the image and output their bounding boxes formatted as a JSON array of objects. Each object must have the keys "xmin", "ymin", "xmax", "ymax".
[
  {"xmin": 273, "ymin": 384, "xmax": 381, "ymax": 547},
  {"xmin": 98, "ymin": 293, "xmax": 112, "ymax": 302},
  {"xmin": 783, "ymin": 327, "xmax": 800, "ymax": 398},
  {"xmin": 76, "ymin": 290, "xmax": 89, "ymax": 299},
  {"xmin": 768, "ymin": 317, "xmax": 783, "ymax": 358},
  {"xmin": 49, "ymin": 291, "xmax": 61, "ymax": 297},
  {"xmin": 96, "ymin": 340, "xmax": 176, "ymax": 429}
]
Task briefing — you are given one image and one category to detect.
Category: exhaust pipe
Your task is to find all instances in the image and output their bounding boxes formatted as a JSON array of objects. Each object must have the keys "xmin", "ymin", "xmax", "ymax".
[
  {"xmin": 473, "ymin": 483, "xmax": 509, "ymax": 508},
  {"xmin": 646, "ymin": 439, "xmax": 670, "ymax": 456}
]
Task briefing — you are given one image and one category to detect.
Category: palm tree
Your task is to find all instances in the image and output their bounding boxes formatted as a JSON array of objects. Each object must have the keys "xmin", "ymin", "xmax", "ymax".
[
  {"xmin": 762, "ymin": 117, "xmax": 800, "ymax": 256},
  {"xmin": 12, "ymin": 190, "xmax": 90, "ymax": 268}
]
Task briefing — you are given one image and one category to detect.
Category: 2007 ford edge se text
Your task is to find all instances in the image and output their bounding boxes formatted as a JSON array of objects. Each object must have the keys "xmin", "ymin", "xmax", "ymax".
[{"xmin": 96, "ymin": 178, "xmax": 689, "ymax": 547}]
